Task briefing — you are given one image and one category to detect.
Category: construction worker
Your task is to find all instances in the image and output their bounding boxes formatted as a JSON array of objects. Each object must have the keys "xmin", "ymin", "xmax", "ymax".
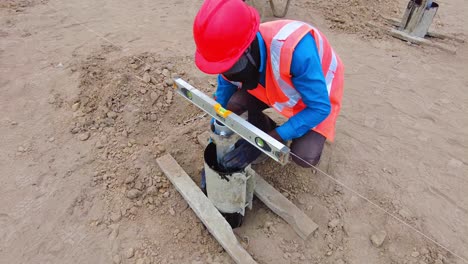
[{"xmin": 193, "ymin": 0, "xmax": 344, "ymax": 170}]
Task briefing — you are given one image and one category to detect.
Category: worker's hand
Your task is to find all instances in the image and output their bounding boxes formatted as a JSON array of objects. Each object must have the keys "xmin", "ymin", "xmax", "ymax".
[{"xmin": 221, "ymin": 139, "xmax": 262, "ymax": 170}]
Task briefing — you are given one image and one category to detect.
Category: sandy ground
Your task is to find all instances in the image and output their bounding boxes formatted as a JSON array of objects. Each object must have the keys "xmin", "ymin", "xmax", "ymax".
[{"xmin": 1, "ymin": 0, "xmax": 467, "ymax": 263}]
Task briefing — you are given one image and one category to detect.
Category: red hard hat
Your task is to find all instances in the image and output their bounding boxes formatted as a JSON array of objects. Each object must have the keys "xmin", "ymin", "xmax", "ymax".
[{"xmin": 193, "ymin": 0, "xmax": 260, "ymax": 74}]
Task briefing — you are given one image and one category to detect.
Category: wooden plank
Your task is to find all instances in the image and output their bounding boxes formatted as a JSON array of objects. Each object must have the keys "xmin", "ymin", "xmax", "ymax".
[
  {"xmin": 254, "ymin": 174, "xmax": 318, "ymax": 240},
  {"xmin": 156, "ymin": 154, "xmax": 257, "ymax": 264},
  {"xmin": 389, "ymin": 28, "xmax": 457, "ymax": 54},
  {"xmin": 427, "ymin": 31, "xmax": 466, "ymax": 44}
]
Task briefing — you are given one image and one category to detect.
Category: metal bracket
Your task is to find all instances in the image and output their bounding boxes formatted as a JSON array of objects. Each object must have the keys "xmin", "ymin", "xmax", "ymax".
[
  {"xmin": 269, "ymin": 0, "xmax": 291, "ymax": 18},
  {"xmin": 173, "ymin": 78, "xmax": 290, "ymax": 165}
]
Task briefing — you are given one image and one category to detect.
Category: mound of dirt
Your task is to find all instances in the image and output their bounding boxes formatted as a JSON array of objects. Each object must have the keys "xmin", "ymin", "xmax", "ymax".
[
  {"xmin": 69, "ymin": 46, "xmax": 233, "ymax": 262},
  {"xmin": 305, "ymin": 0, "xmax": 402, "ymax": 38},
  {"xmin": 0, "ymin": 0, "xmax": 47, "ymax": 10}
]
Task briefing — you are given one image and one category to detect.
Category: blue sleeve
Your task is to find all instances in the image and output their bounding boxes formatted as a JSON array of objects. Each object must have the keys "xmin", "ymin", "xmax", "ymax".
[
  {"xmin": 214, "ymin": 75, "xmax": 238, "ymax": 108},
  {"xmin": 275, "ymin": 34, "xmax": 331, "ymax": 141}
]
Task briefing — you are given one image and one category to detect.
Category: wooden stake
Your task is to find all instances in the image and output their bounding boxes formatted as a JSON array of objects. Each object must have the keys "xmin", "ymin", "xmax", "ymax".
[
  {"xmin": 254, "ymin": 174, "xmax": 319, "ymax": 240},
  {"xmin": 157, "ymin": 154, "xmax": 257, "ymax": 264}
]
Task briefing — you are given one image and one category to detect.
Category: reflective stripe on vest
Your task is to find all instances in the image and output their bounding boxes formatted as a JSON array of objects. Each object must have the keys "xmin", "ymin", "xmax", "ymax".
[
  {"xmin": 271, "ymin": 21, "xmax": 338, "ymax": 112},
  {"xmin": 270, "ymin": 21, "xmax": 304, "ymax": 112}
]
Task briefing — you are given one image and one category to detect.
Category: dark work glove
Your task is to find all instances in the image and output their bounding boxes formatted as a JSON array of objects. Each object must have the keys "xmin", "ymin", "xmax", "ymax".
[{"xmin": 221, "ymin": 139, "xmax": 262, "ymax": 170}]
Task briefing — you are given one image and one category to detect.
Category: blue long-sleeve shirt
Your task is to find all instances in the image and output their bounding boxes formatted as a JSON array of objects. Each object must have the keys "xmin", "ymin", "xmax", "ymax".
[{"xmin": 215, "ymin": 32, "xmax": 331, "ymax": 141}]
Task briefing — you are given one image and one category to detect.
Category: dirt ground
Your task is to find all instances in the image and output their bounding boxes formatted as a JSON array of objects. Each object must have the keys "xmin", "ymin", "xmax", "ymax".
[{"xmin": 1, "ymin": 0, "xmax": 467, "ymax": 264}]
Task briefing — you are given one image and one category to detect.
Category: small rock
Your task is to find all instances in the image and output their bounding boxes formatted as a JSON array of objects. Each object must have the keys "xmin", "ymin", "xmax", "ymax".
[
  {"xmin": 326, "ymin": 251, "xmax": 333, "ymax": 256},
  {"xmin": 134, "ymin": 181, "xmax": 143, "ymax": 190},
  {"xmin": 110, "ymin": 211, "xmax": 122, "ymax": 222},
  {"xmin": 149, "ymin": 114, "xmax": 158, "ymax": 121},
  {"xmin": 370, "ymin": 230, "xmax": 387, "ymax": 247},
  {"xmin": 163, "ymin": 191, "xmax": 170, "ymax": 198},
  {"xmin": 126, "ymin": 189, "xmax": 142, "ymax": 199},
  {"xmin": 165, "ymin": 78, "xmax": 174, "ymax": 86},
  {"xmin": 100, "ymin": 135, "xmax": 108, "ymax": 143},
  {"xmin": 142, "ymin": 72, "xmax": 151, "ymax": 83},
  {"xmin": 144, "ymin": 64, "xmax": 151, "ymax": 72},
  {"xmin": 328, "ymin": 218, "xmax": 340, "ymax": 229},
  {"xmin": 71, "ymin": 102, "xmax": 80, "ymax": 112},
  {"xmin": 95, "ymin": 141, "xmax": 104, "ymax": 149},
  {"xmin": 125, "ymin": 247, "xmax": 135, "ymax": 259},
  {"xmin": 335, "ymin": 259, "xmax": 345, "ymax": 264},
  {"xmin": 150, "ymin": 91, "xmax": 160, "ymax": 102},
  {"xmin": 113, "ymin": 254, "xmax": 121, "ymax": 264},
  {"xmin": 411, "ymin": 251, "xmax": 420, "ymax": 258},
  {"xmin": 70, "ymin": 127, "xmax": 80, "ymax": 134},
  {"xmin": 48, "ymin": 137, "xmax": 55, "ymax": 142},
  {"xmin": 140, "ymin": 89, "xmax": 147, "ymax": 94},
  {"xmin": 162, "ymin": 69, "xmax": 170, "ymax": 77},
  {"xmin": 398, "ymin": 208, "xmax": 412, "ymax": 219},
  {"xmin": 434, "ymin": 260, "xmax": 443, "ymax": 264},
  {"xmin": 382, "ymin": 167, "xmax": 393, "ymax": 174},
  {"xmin": 78, "ymin": 132, "xmax": 91, "ymax": 141},
  {"xmin": 166, "ymin": 91, "xmax": 173, "ymax": 103},
  {"xmin": 109, "ymin": 226, "xmax": 119, "ymax": 240},
  {"xmin": 150, "ymin": 76, "xmax": 158, "ymax": 85},
  {"xmin": 420, "ymin": 248, "xmax": 429, "ymax": 255},
  {"xmin": 107, "ymin": 111, "xmax": 118, "ymax": 119},
  {"xmin": 135, "ymin": 200, "xmax": 143, "ymax": 208},
  {"xmin": 147, "ymin": 186, "xmax": 158, "ymax": 195},
  {"xmin": 129, "ymin": 206, "xmax": 138, "ymax": 215},
  {"xmin": 169, "ymin": 207, "xmax": 175, "ymax": 216},
  {"xmin": 10, "ymin": 121, "xmax": 18, "ymax": 126},
  {"xmin": 177, "ymin": 232, "xmax": 185, "ymax": 239},
  {"xmin": 125, "ymin": 175, "xmax": 135, "ymax": 184},
  {"xmin": 17, "ymin": 146, "xmax": 26, "ymax": 152},
  {"xmin": 73, "ymin": 111, "xmax": 85, "ymax": 118},
  {"xmin": 136, "ymin": 258, "xmax": 145, "ymax": 264},
  {"xmin": 391, "ymin": 200, "xmax": 401, "ymax": 208}
]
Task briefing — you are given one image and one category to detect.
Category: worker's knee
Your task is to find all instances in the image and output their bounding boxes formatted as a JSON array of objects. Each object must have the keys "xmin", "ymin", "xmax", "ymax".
[
  {"xmin": 291, "ymin": 153, "xmax": 321, "ymax": 168},
  {"xmin": 290, "ymin": 130, "xmax": 325, "ymax": 168}
]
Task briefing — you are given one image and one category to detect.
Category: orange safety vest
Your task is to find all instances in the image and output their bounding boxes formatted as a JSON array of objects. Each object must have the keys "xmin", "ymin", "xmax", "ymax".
[{"xmin": 226, "ymin": 20, "xmax": 344, "ymax": 141}]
